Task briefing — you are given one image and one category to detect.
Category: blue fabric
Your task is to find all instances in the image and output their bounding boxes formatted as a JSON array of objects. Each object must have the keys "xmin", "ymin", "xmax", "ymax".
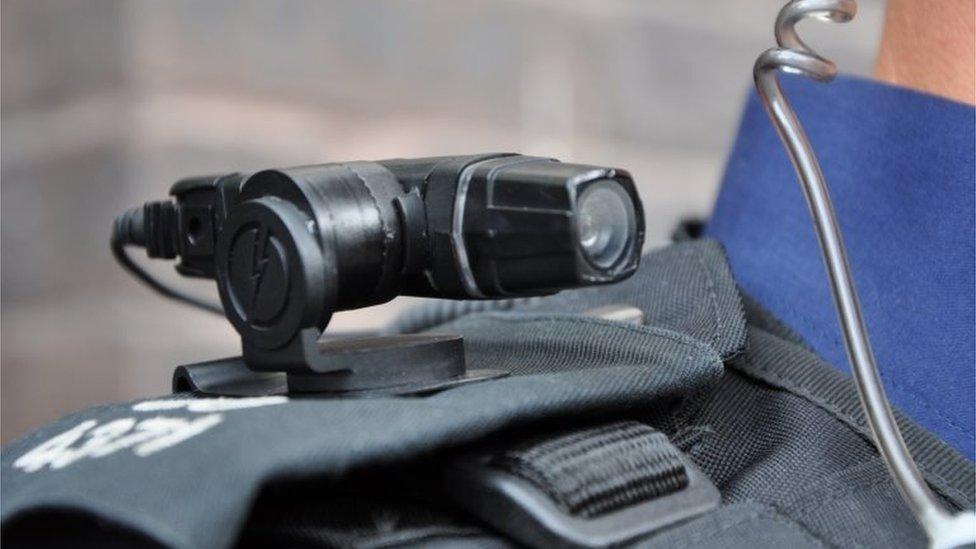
[{"xmin": 707, "ymin": 74, "xmax": 975, "ymax": 459}]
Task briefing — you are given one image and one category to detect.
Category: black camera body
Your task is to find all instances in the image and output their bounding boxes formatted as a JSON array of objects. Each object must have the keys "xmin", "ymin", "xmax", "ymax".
[{"xmin": 114, "ymin": 154, "xmax": 644, "ymax": 396}]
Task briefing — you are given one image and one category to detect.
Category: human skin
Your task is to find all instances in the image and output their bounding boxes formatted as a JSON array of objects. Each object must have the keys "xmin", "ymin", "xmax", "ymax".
[{"xmin": 874, "ymin": 0, "xmax": 976, "ymax": 105}]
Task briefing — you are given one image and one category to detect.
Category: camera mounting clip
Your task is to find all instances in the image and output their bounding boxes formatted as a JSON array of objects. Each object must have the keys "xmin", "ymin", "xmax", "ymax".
[
  {"xmin": 173, "ymin": 329, "xmax": 506, "ymax": 398},
  {"xmin": 172, "ymin": 191, "xmax": 505, "ymax": 397}
]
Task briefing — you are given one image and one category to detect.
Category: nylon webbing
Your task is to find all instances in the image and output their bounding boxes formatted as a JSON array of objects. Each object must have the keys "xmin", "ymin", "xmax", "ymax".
[{"xmin": 491, "ymin": 421, "xmax": 688, "ymax": 518}]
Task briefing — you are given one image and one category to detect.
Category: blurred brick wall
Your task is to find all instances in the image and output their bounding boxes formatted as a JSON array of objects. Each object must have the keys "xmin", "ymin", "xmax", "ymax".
[{"xmin": 0, "ymin": 0, "xmax": 883, "ymax": 442}]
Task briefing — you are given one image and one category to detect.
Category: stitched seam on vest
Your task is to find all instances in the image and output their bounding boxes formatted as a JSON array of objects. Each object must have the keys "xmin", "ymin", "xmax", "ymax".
[
  {"xmin": 736, "ymin": 353, "xmax": 972, "ymax": 508},
  {"xmin": 472, "ymin": 312, "xmax": 720, "ymax": 361},
  {"xmin": 660, "ymin": 503, "xmax": 827, "ymax": 549},
  {"xmin": 687, "ymin": 245, "xmax": 722, "ymax": 348},
  {"xmin": 756, "ymin": 295, "xmax": 971, "ymax": 442}
]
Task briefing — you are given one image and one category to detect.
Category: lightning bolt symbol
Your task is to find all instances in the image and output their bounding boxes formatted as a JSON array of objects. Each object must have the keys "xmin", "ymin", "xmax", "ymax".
[{"xmin": 249, "ymin": 225, "xmax": 271, "ymax": 309}]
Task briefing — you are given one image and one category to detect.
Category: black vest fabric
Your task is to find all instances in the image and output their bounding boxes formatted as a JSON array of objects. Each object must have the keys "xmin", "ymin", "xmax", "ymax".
[{"xmin": 2, "ymin": 239, "xmax": 972, "ymax": 548}]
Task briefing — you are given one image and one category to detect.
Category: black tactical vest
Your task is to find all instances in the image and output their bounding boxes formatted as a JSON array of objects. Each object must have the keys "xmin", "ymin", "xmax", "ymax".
[{"xmin": 2, "ymin": 239, "xmax": 972, "ymax": 548}]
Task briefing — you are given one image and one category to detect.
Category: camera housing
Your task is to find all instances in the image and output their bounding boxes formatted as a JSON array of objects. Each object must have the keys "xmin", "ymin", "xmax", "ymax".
[{"xmin": 113, "ymin": 154, "xmax": 645, "ymax": 395}]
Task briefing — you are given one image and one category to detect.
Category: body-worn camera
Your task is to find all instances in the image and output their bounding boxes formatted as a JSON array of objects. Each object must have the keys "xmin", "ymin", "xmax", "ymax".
[{"xmin": 114, "ymin": 154, "xmax": 645, "ymax": 395}]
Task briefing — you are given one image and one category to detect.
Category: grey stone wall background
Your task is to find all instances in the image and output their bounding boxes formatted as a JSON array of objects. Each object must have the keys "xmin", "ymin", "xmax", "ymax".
[{"xmin": 1, "ymin": 0, "xmax": 883, "ymax": 442}]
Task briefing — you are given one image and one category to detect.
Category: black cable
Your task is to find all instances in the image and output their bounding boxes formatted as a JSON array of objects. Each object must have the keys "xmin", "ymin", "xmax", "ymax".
[{"xmin": 111, "ymin": 210, "xmax": 224, "ymax": 315}]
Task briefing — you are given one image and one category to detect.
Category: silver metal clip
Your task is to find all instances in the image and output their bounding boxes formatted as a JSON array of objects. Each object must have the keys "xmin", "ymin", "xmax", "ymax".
[{"xmin": 754, "ymin": 2, "xmax": 976, "ymax": 546}]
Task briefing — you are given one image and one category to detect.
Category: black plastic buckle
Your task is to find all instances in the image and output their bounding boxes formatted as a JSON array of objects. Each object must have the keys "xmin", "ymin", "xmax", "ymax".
[{"xmin": 445, "ymin": 446, "xmax": 720, "ymax": 548}]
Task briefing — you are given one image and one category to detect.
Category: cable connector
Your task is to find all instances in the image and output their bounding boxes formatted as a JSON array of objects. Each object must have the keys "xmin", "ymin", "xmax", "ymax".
[
  {"xmin": 113, "ymin": 201, "xmax": 180, "ymax": 258},
  {"xmin": 143, "ymin": 200, "xmax": 180, "ymax": 259},
  {"xmin": 111, "ymin": 199, "xmax": 222, "ymax": 314}
]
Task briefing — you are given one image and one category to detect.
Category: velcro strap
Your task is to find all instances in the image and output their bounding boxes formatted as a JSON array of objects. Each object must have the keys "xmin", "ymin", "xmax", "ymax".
[{"xmin": 491, "ymin": 421, "xmax": 688, "ymax": 518}]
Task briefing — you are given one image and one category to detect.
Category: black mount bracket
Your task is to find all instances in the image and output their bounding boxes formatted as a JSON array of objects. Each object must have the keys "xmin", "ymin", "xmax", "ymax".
[{"xmin": 172, "ymin": 330, "xmax": 507, "ymax": 398}]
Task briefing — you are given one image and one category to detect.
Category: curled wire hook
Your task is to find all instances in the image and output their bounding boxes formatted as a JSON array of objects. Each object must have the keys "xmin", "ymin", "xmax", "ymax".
[{"xmin": 754, "ymin": 1, "xmax": 976, "ymax": 547}]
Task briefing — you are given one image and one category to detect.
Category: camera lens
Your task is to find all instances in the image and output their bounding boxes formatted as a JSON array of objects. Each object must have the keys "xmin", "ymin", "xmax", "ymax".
[{"xmin": 576, "ymin": 180, "xmax": 637, "ymax": 269}]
